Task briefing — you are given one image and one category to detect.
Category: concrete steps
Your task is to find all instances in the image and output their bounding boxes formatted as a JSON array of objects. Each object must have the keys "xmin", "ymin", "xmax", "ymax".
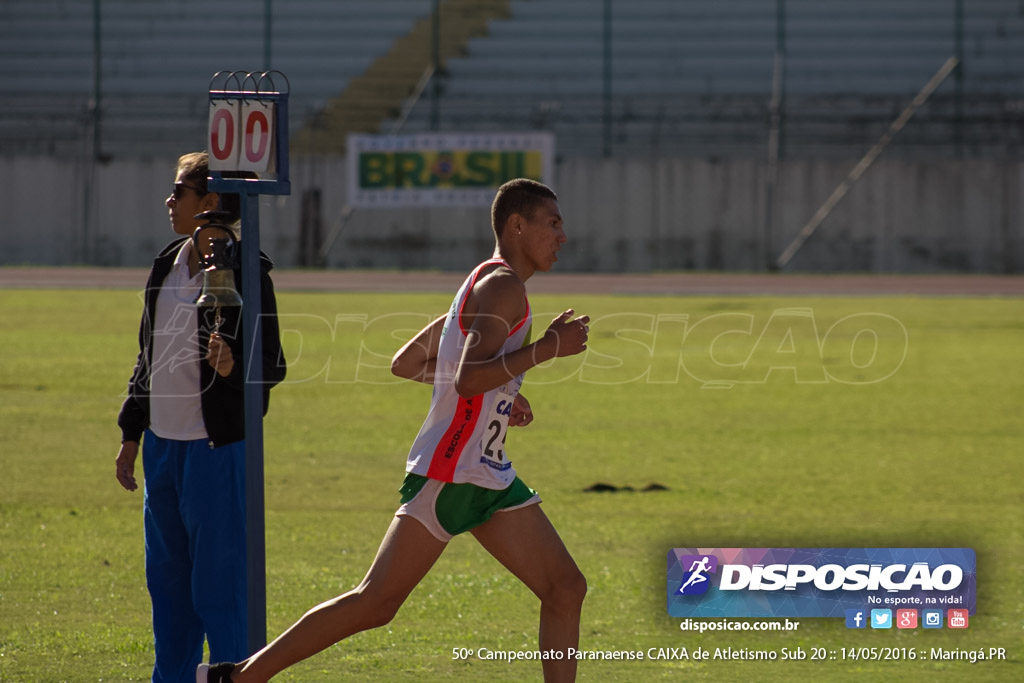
[{"xmin": 292, "ymin": 0, "xmax": 509, "ymax": 155}]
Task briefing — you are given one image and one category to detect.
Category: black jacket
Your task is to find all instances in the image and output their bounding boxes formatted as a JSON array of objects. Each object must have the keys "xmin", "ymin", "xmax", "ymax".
[{"xmin": 117, "ymin": 237, "xmax": 287, "ymax": 448}]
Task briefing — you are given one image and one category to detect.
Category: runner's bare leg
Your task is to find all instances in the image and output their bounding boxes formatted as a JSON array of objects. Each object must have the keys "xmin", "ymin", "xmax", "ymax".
[
  {"xmin": 472, "ymin": 504, "xmax": 587, "ymax": 683},
  {"xmin": 229, "ymin": 516, "xmax": 447, "ymax": 683}
]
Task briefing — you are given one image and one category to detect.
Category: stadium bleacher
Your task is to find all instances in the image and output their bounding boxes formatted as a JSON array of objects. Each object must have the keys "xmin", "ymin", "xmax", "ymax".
[
  {"xmin": 1, "ymin": 0, "xmax": 1021, "ymax": 160},
  {"xmin": 0, "ymin": 0, "xmax": 432, "ymax": 157},
  {"xmin": 394, "ymin": 0, "xmax": 1024, "ymax": 158}
]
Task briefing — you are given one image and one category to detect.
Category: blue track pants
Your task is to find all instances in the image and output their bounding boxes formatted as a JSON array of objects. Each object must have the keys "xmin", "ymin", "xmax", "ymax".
[{"xmin": 142, "ymin": 430, "xmax": 248, "ymax": 682}]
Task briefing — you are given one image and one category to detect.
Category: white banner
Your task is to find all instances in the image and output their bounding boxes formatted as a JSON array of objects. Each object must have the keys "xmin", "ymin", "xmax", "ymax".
[{"xmin": 346, "ymin": 132, "xmax": 555, "ymax": 208}]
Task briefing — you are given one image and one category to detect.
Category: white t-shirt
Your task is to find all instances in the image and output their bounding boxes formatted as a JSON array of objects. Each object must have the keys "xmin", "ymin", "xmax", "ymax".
[{"xmin": 148, "ymin": 241, "xmax": 208, "ymax": 441}]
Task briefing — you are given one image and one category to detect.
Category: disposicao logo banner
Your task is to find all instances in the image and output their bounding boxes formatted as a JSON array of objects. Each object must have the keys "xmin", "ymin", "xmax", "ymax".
[{"xmin": 667, "ymin": 548, "xmax": 975, "ymax": 618}]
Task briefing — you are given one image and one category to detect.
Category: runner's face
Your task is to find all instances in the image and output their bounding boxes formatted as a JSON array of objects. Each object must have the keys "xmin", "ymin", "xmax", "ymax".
[{"xmin": 520, "ymin": 198, "xmax": 566, "ymax": 272}]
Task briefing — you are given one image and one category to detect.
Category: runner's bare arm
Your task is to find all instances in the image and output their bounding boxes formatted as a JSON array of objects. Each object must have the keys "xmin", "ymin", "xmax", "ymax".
[
  {"xmin": 455, "ymin": 270, "xmax": 588, "ymax": 398},
  {"xmin": 391, "ymin": 315, "xmax": 446, "ymax": 384}
]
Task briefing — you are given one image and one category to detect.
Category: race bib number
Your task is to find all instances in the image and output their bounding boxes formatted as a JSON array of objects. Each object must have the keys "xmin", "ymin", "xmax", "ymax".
[{"xmin": 480, "ymin": 391, "xmax": 515, "ymax": 471}]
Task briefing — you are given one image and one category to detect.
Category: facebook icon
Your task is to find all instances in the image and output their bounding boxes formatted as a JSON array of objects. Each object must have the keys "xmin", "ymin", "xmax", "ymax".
[{"xmin": 845, "ymin": 609, "xmax": 867, "ymax": 629}]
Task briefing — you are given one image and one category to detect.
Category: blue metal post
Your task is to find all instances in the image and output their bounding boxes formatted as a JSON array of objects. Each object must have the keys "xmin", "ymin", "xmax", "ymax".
[
  {"xmin": 239, "ymin": 192, "xmax": 267, "ymax": 653},
  {"xmin": 208, "ymin": 76, "xmax": 289, "ymax": 656}
]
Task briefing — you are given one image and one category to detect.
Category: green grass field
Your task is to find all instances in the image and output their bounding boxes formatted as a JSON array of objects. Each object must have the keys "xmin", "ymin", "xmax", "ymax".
[{"xmin": 1, "ymin": 286, "xmax": 1021, "ymax": 682}]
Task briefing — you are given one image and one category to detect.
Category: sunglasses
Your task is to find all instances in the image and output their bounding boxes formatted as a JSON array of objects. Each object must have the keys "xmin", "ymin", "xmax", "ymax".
[{"xmin": 172, "ymin": 183, "xmax": 206, "ymax": 200}]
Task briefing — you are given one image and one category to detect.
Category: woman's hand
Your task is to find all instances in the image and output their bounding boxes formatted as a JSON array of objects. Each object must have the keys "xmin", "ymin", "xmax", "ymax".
[{"xmin": 207, "ymin": 332, "xmax": 235, "ymax": 377}]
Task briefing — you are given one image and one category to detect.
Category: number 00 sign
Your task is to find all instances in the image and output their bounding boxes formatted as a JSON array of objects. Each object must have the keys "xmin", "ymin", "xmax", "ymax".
[{"xmin": 209, "ymin": 100, "xmax": 276, "ymax": 173}]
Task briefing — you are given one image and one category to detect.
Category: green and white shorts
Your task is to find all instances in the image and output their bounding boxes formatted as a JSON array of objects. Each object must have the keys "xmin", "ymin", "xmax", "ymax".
[{"xmin": 396, "ymin": 473, "xmax": 541, "ymax": 542}]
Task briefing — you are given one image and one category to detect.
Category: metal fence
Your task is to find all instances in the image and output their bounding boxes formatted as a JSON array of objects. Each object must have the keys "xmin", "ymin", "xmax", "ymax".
[{"xmin": 2, "ymin": 0, "xmax": 1022, "ymax": 161}]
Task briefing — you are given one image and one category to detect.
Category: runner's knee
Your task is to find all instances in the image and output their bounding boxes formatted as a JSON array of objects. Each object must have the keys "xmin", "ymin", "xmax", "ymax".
[
  {"xmin": 564, "ymin": 567, "xmax": 588, "ymax": 607},
  {"xmin": 361, "ymin": 601, "xmax": 401, "ymax": 630},
  {"xmin": 541, "ymin": 565, "xmax": 587, "ymax": 611},
  {"xmin": 344, "ymin": 586, "xmax": 406, "ymax": 631}
]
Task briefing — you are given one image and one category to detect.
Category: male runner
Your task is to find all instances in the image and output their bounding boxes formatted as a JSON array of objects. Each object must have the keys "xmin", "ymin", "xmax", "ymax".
[{"xmin": 199, "ymin": 178, "xmax": 590, "ymax": 683}]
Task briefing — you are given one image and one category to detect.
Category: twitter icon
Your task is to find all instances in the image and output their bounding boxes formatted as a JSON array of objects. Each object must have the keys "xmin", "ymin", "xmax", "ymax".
[{"xmin": 870, "ymin": 609, "xmax": 893, "ymax": 629}]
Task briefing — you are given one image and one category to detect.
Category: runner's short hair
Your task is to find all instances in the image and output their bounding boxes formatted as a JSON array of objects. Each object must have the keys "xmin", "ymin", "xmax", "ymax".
[{"xmin": 491, "ymin": 179, "xmax": 557, "ymax": 237}]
